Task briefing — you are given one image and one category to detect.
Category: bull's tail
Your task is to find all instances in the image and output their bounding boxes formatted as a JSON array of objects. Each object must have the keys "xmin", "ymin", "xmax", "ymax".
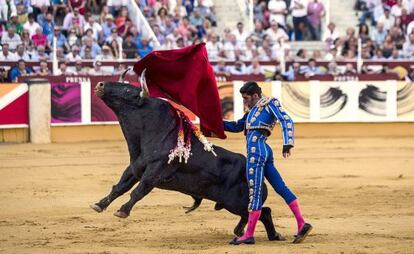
[{"xmin": 183, "ymin": 196, "xmax": 203, "ymax": 214}]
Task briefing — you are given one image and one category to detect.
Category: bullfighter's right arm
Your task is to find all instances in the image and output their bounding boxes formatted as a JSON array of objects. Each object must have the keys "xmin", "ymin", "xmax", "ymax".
[{"xmin": 223, "ymin": 113, "xmax": 247, "ymax": 132}]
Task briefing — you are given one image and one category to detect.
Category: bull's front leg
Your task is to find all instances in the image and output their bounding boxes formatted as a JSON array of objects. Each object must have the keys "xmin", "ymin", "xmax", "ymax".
[
  {"xmin": 113, "ymin": 162, "xmax": 163, "ymax": 218},
  {"xmin": 90, "ymin": 164, "xmax": 139, "ymax": 213}
]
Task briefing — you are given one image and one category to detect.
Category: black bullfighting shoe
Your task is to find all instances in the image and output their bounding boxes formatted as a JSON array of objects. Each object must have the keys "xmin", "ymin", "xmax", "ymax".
[
  {"xmin": 229, "ymin": 237, "xmax": 255, "ymax": 245},
  {"xmin": 292, "ymin": 223, "xmax": 313, "ymax": 244}
]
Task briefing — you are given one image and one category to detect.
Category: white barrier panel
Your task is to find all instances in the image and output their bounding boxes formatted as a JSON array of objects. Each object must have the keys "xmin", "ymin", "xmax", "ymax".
[{"xmin": 27, "ymin": 79, "xmax": 51, "ymax": 143}]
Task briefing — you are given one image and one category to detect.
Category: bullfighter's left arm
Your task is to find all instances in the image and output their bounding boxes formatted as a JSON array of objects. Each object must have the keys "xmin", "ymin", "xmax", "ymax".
[{"xmin": 268, "ymin": 98, "xmax": 294, "ymax": 147}]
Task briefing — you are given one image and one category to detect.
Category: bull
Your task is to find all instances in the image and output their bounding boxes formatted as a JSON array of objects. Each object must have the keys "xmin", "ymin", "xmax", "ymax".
[{"xmin": 90, "ymin": 70, "xmax": 284, "ymax": 241}]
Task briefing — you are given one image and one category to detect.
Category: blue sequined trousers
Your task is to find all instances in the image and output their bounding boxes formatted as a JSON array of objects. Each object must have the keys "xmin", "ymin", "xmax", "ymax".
[{"xmin": 246, "ymin": 130, "xmax": 296, "ymax": 211}]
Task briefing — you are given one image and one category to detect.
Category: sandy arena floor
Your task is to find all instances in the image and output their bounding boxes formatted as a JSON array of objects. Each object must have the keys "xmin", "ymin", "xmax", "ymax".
[{"xmin": 0, "ymin": 136, "xmax": 413, "ymax": 254}]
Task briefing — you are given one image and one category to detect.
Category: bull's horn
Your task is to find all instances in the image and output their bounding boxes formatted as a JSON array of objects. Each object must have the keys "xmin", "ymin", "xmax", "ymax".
[
  {"xmin": 119, "ymin": 68, "xmax": 130, "ymax": 82},
  {"xmin": 140, "ymin": 69, "xmax": 149, "ymax": 97}
]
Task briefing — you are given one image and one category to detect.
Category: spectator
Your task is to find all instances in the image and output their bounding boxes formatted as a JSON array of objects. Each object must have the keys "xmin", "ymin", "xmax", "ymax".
[
  {"xmin": 177, "ymin": 16, "xmax": 197, "ymax": 38},
  {"xmin": 137, "ymin": 37, "xmax": 153, "ymax": 58},
  {"xmin": 391, "ymin": 0, "xmax": 404, "ymax": 17},
  {"xmin": 63, "ymin": 8, "xmax": 85, "ymax": 34},
  {"xmin": 107, "ymin": 0, "xmax": 127, "ymax": 17},
  {"xmin": 36, "ymin": 5, "xmax": 48, "ymax": 27},
  {"xmin": 343, "ymin": 63, "xmax": 357, "ymax": 74},
  {"xmin": 283, "ymin": 61, "xmax": 301, "ymax": 81},
  {"xmin": 32, "ymin": 27, "xmax": 49, "ymax": 48},
  {"xmin": 265, "ymin": 21, "xmax": 289, "ymax": 44},
  {"xmin": 295, "ymin": 48, "xmax": 308, "ymax": 60},
  {"xmin": 43, "ymin": 12, "xmax": 55, "ymax": 43},
  {"xmin": 402, "ymin": 33, "xmax": 414, "ymax": 58},
  {"xmin": 6, "ymin": 12, "xmax": 24, "ymax": 34},
  {"xmin": 1, "ymin": 27, "xmax": 22, "ymax": 52},
  {"xmin": 73, "ymin": 60, "xmax": 86, "ymax": 75},
  {"xmin": 290, "ymin": 0, "xmax": 315, "ymax": 41},
  {"xmin": 88, "ymin": 60, "xmax": 111, "ymax": 75},
  {"xmin": 0, "ymin": 67, "xmax": 9, "ymax": 82},
  {"xmin": 307, "ymin": 0, "xmax": 325, "ymax": 40},
  {"xmin": 189, "ymin": 8, "xmax": 203, "ymax": 28},
  {"xmin": 372, "ymin": 22, "xmax": 387, "ymax": 46},
  {"xmin": 23, "ymin": 13, "xmax": 41, "ymax": 37},
  {"xmin": 229, "ymin": 60, "xmax": 248, "ymax": 75},
  {"xmin": 405, "ymin": 68, "xmax": 414, "ymax": 81},
  {"xmin": 222, "ymin": 34, "xmax": 240, "ymax": 61},
  {"xmin": 52, "ymin": 0, "xmax": 68, "ymax": 18},
  {"xmin": 359, "ymin": 0, "xmax": 381, "ymax": 26},
  {"xmin": 32, "ymin": 45, "xmax": 49, "ymax": 61},
  {"xmin": 152, "ymin": 24, "xmax": 166, "ymax": 45},
  {"xmin": 301, "ymin": 58, "xmax": 324, "ymax": 76},
  {"xmin": 55, "ymin": 62, "xmax": 73, "ymax": 76},
  {"xmin": 323, "ymin": 22, "xmax": 340, "ymax": 47},
  {"xmin": 382, "ymin": 35, "xmax": 395, "ymax": 58},
  {"xmin": 0, "ymin": 43, "xmax": 17, "ymax": 60},
  {"xmin": 15, "ymin": 44, "xmax": 30, "ymax": 61},
  {"xmin": 372, "ymin": 48, "xmax": 386, "ymax": 60},
  {"xmin": 105, "ymin": 27, "xmax": 122, "ymax": 45},
  {"xmin": 81, "ymin": 37, "xmax": 101, "ymax": 58},
  {"xmin": 312, "ymin": 49, "xmax": 322, "ymax": 60},
  {"xmin": 378, "ymin": 6, "xmax": 395, "ymax": 31},
  {"xmin": 247, "ymin": 58, "xmax": 265, "ymax": 75},
  {"xmin": 96, "ymin": 44, "xmax": 114, "ymax": 60},
  {"xmin": 113, "ymin": 62, "xmax": 129, "ymax": 75},
  {"xmin": 214, "ymin": 59, "xmax": 231, "ymax": 75},
  {"xmin": 10, "ymin": 59, "xmax": 32, "ymax": 82},
  {"xmin": 250, "ymin": 20, "xmax": 266, "ymax": 45},
  {"xmin": 232, "ymin": 22, "xmax": 249, "ymax": 47},
  {"xmin": 122, "ymin": 33, "xmax": 137, "ymax": 59},
  {"xmin": 205, "ymin": 32, "xmax": 222, "ymax": 61},
  {"xmin": 0, "ymin": 0, "xmax": 9, "ymax": 22},
  {"xmin": 324, "ymin": 47, "xmax": 343, "ymax": 61},
  {"xmin": 66, "ymin": 45, "xmax": 82, "ymax": 61},
  {"xmin": 69, "ymin": 0, "xmax": 86, "ymax": 15},
  {"xmin": 20, "ymin": 29, "xmax": 32, "ymax": 48},
  {"xmin": 268, "ymin": 0, "xmax": 288, "ymax": 26},
  {"xmin": 406, "ymin": 19, "xmax": 414, "ymax": 35},
  {"xmin": 389, "ymin": 47, "xmax": 403, "ymax": 59},
  {"xmin": 55, "ymin": 47, "xmax": 66, "ymax": 61},
  {"xmin": 84, "ymin": 15, "xmax": 102, "ymax": 42},
  {"xmin": 402, "ymin": 0, "xmax": 414, "ymax": 13},
  {"xmin": 109, "ymin": 40, "xmax": 120, "ymax": 59},
  {"xmin": 31, "ymin": 0, "xmax": 50, "ymax": 17},
  {"xmin": 358, "ymin": 23, "xmax": 371, "ymax": 42},
  {"xmin": 35, "ymin": 60, "xmax": 50, "ymax": 76},
  {"xmin": 67, "ymin": 28, "xmax": 80, "ymax": 47},
  {"xmin": 327, "ymin": 61, "xmax": 340, "ymax": 75},
  {"xmin": 400, "ymin": 9, "xmax": 414, "ymax": 31},
  {"xmin": 240, "ymin": 36, "xmax": 257, "ymax": 61}
]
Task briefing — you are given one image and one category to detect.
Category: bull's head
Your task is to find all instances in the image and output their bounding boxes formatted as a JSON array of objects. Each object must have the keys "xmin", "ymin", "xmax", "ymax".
[{"xmin": 95, "ymin": 69, "xmax": 149, "ymax": 112}]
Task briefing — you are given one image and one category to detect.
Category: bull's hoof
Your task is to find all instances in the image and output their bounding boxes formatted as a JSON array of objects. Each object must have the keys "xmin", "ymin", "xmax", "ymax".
[
  {"xmin": 114, "ymin": 210, "xmax": 129, "ymax": 219},
  {"xmin": 90, "ymin": 204, "xmax": 104, "ymax": 213},
  {"xmin": 269, "ymin": 232, "xmax": 286, "ymax": 241}
]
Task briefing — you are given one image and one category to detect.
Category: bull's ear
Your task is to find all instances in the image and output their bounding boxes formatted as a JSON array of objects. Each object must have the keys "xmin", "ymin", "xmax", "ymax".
[
  {"xmin": 139, "ymin": 69, "xmax": 149, "ymax": 97},
  {"xmin": 119, "ymin": 68, "xmax": 130, "ymax": 83}
]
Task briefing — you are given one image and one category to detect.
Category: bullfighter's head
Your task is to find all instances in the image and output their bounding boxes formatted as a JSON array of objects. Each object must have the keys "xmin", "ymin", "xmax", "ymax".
[{"xmin": 95, "ymin": 69, "xmax": 149, "ymax": 112}]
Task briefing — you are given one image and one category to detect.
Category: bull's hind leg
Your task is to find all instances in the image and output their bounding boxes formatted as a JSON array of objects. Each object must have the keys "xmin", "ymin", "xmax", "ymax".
[
  {"xmin": 90, "ymin": 165, "xmax": 138, "ymax": 213},
  {"xmin": 260, "ymin": 207, "xmax": 285, "ymax": 241}
]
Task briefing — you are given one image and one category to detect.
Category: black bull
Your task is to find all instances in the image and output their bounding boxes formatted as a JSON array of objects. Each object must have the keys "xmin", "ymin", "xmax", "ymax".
[{"xmin": 90, "ymin": 80, "xmax": 283, "ymax": 240}]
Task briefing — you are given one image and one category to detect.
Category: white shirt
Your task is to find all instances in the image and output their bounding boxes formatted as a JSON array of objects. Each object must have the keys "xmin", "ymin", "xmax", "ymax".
[
  {"xmin": 268, "ymin": 0, "xmax": 287, "ymax": 25},
  {"xmin": 84, "ymin": 22, "xmax": 102, "ymax": 41},
  {"xmin": 31, "ymin": 0, "xmax": 50, "ymax": 8},
  {"xmin": 377, "ymin": 15, "xmax": 395, "ymax": 31},
  {"xmin": 390, "ymin": 4, "xmax": 403, "ymax": 17},
  {"xmin": 205, "ymin": 41, "xmax": 223, "ymax": 61},
  {"xmin": 323, "ymin": 29, "xmax": 340, "ymax": 42},
  {"xmin": 24, "ymin": 21, "xmax": 41, "ymax": 37},
  {"xmin": 232, "ymin": 30, "xmax": 249, "ymax": 46},
  {"xmin": 290, "ymin": 0, "xmax": 308, "ymax": 17},
  {"xmin": 265, "ymin": 27, "xmax": 289, "ymax": 44},
  {"xmin": 1, "ymin": 34, "xmax": 22, "ymax": 51},
  {"xmin": 402, "ymin": 0, "xmax": 414, "ymax": 13},
  {"xmin": 106, "ymin": 0, "xmax": 128, "ymax": 7},
  {"xmin": 407, "ymin": 21, "xmax": 414, "ymax": 35},
  {"xmin": 0, "ymin": 51, "xmax": 17, "ymax": 60}
]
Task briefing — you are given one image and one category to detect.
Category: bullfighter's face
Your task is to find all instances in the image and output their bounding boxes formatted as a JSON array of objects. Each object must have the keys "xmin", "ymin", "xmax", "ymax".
[
  {"xmin": 242, "ymin": 93, "xmax": 260, "ymax": 109},
  {"xmin": 95, "ymin": 81, "xmax": 141, "ymax": 111}
]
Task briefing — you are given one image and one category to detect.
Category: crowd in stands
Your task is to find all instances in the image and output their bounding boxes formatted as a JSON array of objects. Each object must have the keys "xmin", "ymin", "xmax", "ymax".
[{"xmin": 0, "ymin": 0, "xmax": 413, "ymax": 83}]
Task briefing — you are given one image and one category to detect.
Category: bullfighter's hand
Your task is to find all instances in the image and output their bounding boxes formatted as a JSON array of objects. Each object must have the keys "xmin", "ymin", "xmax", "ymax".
[{"xmin": 282, "ymin": 145, "xmax": 293, "ymax": 158}]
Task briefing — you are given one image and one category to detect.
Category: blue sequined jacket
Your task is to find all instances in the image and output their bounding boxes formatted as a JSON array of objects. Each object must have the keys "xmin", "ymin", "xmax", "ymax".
[{"xmin": 223, "ymin": 97, "xmax": 294, "ymax": 146}]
